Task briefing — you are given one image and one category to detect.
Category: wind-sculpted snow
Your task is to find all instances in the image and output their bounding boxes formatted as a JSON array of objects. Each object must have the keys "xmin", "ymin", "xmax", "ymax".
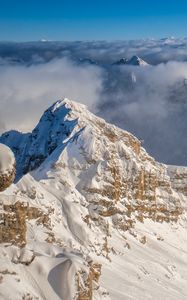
[{"xmin": 0, "ymin": 98, "xmax": 187, "ymax": 299}]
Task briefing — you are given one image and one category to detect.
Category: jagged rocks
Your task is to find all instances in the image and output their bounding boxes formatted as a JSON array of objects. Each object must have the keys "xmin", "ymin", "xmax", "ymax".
[
  {"xmin": 0, "ymin": 168, "xmax": 16, "ymax": 192},
  {"xmin": 0, "ymin": 98, "xmax": 187, "ymax": 299},
  {"xmin": 0, "ymin": 99, "xmax": 185, "ymax": 247},
  {"xmin": 76, "ymin": 262, "xmax": 102, "ymax": 300},
  {"xmin": 0, "ymin": 199, "xmax": 50, "ymax": 246},
  {"xmin": 0, "ymin": 143, "xmax": 16, "ymax": 191},
  {"xmin": 168, "ymin": 165, "xmax": 187, "ymax": 196}
]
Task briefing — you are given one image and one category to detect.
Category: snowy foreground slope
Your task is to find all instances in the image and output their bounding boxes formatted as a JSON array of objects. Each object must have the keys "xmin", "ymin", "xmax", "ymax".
[{"xmin": 0, "ymin": 99, "xmax": 187, "ymax": 300}]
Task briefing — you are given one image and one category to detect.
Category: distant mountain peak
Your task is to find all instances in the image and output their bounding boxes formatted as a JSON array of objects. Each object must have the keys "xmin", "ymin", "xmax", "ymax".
[
  {"xmin": 113, "ymin": 55, "xmax": 149, "ymax": 66},
  {"xmin": 112, "ymin": 57, "xmax": 128, "ymax": 65},
  {"xmin": 128, "ymin": 55, "xmax": 148, "ymax": 66}
]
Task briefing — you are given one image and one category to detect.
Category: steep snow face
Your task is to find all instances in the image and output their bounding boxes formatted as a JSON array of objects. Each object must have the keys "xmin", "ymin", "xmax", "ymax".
[
  {"xmin": 0, "ymin": 98, "xmax": 187, "ymax": 299},
  {"xmin": 127, "ymin": 55, "xmax": 148, "ymax": 66},
  {"xmin": 0, "ymin": 101, "xmax": 77, "ymax": 180}
]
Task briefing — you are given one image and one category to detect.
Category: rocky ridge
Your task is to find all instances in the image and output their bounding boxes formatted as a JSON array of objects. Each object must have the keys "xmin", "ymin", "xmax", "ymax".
[
  {"xmin": 113, "ymin": 55, "xmax": 148, "ymax": 66},
  {"xmin": 0, "ymin": 98, "xmax": 187, "ymax": 300}
]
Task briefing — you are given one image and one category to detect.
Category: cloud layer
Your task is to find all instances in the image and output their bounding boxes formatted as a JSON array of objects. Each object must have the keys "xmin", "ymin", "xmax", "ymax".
[
  {"xmin": 99, "ymin": 62, "xmax": 187, "ymax": 165},
  {"xmin": 1, "ymin": 39, "xmax": 187, "ymax": 165},
  {"xmin": 0, "ymin": 58, "xmax": 102, "ymax": 132},
  {"xmin": 1, "ymin": 38, "xmax": 187, "ymax": 65}
]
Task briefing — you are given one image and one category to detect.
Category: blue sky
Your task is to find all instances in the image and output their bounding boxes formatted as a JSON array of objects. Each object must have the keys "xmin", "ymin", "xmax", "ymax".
[{"xmin": 1, "ymin": 0, "xmax": 187, "ymax": 41}]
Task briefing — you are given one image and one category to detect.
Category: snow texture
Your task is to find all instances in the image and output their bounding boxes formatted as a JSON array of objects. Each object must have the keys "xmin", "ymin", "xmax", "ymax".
[
  {"xmin": 0, "ymin": 98, "xmax": 187, "ymax": 299},
  {"xmin": 0, "ymin": 143, "xmax": 15, "ymax": 174}
]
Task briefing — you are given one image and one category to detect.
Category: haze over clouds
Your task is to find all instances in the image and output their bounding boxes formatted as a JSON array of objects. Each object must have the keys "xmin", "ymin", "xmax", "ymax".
[
  {"xmin": 99, "ymin": 61, "xmax": 187, "ymax": 165},
  {"xmin": 0, "ymin": 38, "xmax": 187, "ymax": 165},
  {"xmin": 1, "ymin": 38, "xmax": 187, "ymax": 64},
  {"xmin": 0, "ymin": 57, "xmax": 102, "ymax": 132}
]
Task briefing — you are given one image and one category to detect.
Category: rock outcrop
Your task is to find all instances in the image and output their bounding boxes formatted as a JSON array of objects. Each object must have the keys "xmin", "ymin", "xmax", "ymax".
[
  {"xmin": 168, "ymin": 165, "xmax": 187, "ymax": 196},
  {"xmin": 0, "ymin": 143, "xmax": 15, "ymax": 191},
  {"xmin": 0, "ymin": 98, "xmax": 187, "ymax": 300}
]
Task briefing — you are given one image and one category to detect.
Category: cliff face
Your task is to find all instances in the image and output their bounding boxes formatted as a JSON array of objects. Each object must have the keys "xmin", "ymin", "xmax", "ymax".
[
  {"xmin": 0, "ymin": 198, "xmax": 50, "ymax": 246},
  {"xmin": 168, "ymin": 165, "xmax": 187, "ymax": 196},
  {"xmin": 0, "ymin": 99, "xmax": 187, "ymax": 300}
]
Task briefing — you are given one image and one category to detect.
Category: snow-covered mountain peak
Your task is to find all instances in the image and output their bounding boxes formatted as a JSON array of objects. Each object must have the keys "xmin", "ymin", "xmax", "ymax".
[
  {"xmin": 0, "ymin": 98, "xmax": 187, "ymax": 299},
  {"xmin": 113, "ymin": 55, "xmax": 149, "ymax": 66},
  {"xmin": 50, "ymin": 97, "xmax": 86, "ymax": 114},
  {"xmin": 127, "ymin": 55, "xmax": 148, "ymax": 66}
]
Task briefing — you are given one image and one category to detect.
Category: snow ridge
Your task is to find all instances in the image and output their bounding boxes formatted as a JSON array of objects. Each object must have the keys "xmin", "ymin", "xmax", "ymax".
[{"xmin": 0, "ymin": 98, "xmax": 187, "ymax": 300}]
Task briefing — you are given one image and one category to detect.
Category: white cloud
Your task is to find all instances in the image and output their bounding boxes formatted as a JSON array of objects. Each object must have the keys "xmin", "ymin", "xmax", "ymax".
[
  {"xmin": 99, "ymin": 62, "xmax": 187, "ymax": 165},
  {"xmin": 0, "ymin": 58, "xmax": 103, "ymax": 132},
  {"xmin": 1, "ymin": 40, "xmax": 187, "ymax": 165}
]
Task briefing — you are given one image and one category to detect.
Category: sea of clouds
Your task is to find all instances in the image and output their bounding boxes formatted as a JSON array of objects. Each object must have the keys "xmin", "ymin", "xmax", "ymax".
[{"xmin": 1, "ymin": 38, "xmax": 187, "ymax": 165}]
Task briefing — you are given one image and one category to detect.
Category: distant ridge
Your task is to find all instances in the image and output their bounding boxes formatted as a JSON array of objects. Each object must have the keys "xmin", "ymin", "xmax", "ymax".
[{"xmin": 113, "ymin": 55, "xmax": 149, "ymax": 66}]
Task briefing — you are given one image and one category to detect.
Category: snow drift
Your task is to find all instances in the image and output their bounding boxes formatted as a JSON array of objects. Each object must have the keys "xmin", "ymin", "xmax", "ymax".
[{"xmin": 0, "ymin": 98, "xmax": 187, "ymax": 299}]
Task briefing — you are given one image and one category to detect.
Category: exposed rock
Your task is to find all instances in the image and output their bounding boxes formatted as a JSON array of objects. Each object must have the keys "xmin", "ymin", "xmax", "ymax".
[
  {"xmin": 0, "ymin": 143, "xmax": 16, "ymax": 191},
  {"xmin": 0, "ymin": 98, "xmax": 186, "ymax": 299},
  {"xmin": 77, "ymin": 262, "xmax": 102, "ymax": 300},
  {"xmin": 168, "ymin": 165, "xmax": 187, "ymax": 196},
  {"xmin": 113, "ymin": 55, "xmax": 149, "ymax": 66},
  {"xmin": 0, "ymin": 199, "xmax": 50, "ymax": 246}
]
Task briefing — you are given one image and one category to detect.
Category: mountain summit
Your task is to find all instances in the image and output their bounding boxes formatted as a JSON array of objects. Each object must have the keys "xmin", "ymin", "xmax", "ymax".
[
  {"xmin": 0, "ymin": 98, "xmax": 187, "ymax": 299},
  {"xmin": 114, "ymin": 55, "xmax": 148, "ymax": 66},
  {"xmin": 127, "ymin": 55, "xmax": 148, "ymax": 66}
]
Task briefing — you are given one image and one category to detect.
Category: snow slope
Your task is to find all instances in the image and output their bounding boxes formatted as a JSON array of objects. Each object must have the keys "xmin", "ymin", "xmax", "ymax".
[
  {"xmin": 0, "ymin": 98, "xmax": 187, "ymax": 299},
  {"xmin": 0, "ymin": 143, "xmax": 15, "ymax": 174}
]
